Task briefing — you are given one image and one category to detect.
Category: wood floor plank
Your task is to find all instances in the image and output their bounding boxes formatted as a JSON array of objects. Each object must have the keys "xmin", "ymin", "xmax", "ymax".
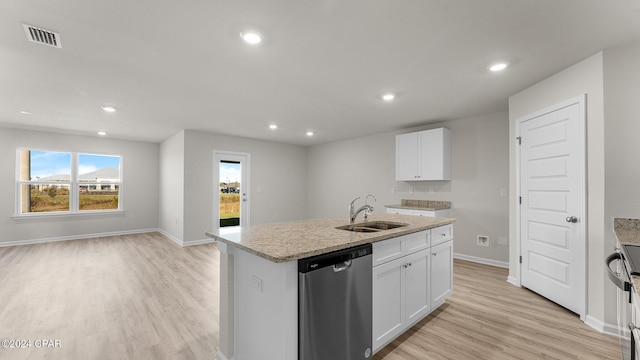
[{"xmin": 0, "ymin": 234, "xmax": 621, "ymax": 359}]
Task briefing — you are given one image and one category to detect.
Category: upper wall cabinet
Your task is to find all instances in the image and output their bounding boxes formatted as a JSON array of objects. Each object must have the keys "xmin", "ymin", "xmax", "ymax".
[{"xmin": 396, "ymin": 128, "xmax": 451, "ymax": 181}]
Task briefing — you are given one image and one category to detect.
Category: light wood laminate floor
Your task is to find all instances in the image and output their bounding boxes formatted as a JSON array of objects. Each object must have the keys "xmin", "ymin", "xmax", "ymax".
[{"xmin": 0, "ymin": 233, "xmax": 621, "ymax": 359}]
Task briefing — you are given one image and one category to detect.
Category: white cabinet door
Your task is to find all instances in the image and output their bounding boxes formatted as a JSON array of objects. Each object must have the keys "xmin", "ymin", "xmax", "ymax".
[
  {"xmin": 431, "ymin": 240, "xmax": 453, "ymax": 307},
  {"xmin": 372, "ymin": 257, "xmax": 404, "ymax": 352},
  {"xmin": 403, "ymin": 248, "xmax": 430, "ymax": 326},
  {"xmin": 419, "ymin": 128, "xmax": 451, "ymax": 180},
  {"xmin": 396, "ymin": 132, "xmax": 419, "ymax": 181}
]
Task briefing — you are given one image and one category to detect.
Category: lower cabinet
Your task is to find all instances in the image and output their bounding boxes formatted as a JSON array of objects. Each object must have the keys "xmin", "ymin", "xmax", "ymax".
[
  {"xmin": 372, "ymin": 225, "xmax": 453, "ymax": 354},
  {"xmin": 430, "ymin": 240, "xmax": 453, "ymax": 307},
  {"xmin": 372, "ymin": 248, "xmax": 430, "ymax": 352},
  {"xmin": 372, "ymin": 256, "xmax": 404, "ymax": 350}
]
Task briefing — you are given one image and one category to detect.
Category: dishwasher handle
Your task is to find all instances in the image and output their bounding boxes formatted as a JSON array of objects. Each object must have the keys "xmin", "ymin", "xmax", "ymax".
[
  {"xmin": 606, "ymin": 252, "xmax": 630, "ymax": 292},
  {"xmin": 333, "ymin": 260, "xmax": 352, "ymax": 272}
]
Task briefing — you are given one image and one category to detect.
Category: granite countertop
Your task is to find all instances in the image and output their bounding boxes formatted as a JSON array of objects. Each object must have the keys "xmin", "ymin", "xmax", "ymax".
[
  {"xmin": 385, "ymin": 199, "xmax": 451, "ymax": 211},
  {"xmin": 613, "ymin": 218, "xmax": 640, "ymax": 297},
  {"xmin": 614, "ymin": 218, "xmax": 640, "ymax": 246},
  {"xmin": 205, "ymin": 213, "xmax": 455, "ymax": 263}
]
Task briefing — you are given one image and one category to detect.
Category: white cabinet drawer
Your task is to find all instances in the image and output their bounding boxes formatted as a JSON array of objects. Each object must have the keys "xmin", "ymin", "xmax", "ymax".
[
  {"xmin": 414, "ymin": 209, "xmax": 451, "ymax": 218},
  {"xmin": 430, "ymin": 224, "xmax": 453, "ymax": 246},
  {"xmin": 386, "ymin": 208, "xmax": 413, "ymax": 215},
  {"xmin": 386, "ymin": 208, "xmax": 451, "ymax": 218},
  {"xmin": 373, "ymin": 236, "xmax": 405, "ymax": 266},
  {"xmin": 404, "ymin": 230, "xmax": 430, "ymax": 255}
]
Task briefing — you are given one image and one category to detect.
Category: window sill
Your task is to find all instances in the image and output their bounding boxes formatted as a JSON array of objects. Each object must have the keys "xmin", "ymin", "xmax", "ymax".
[{"xmin": 13, "ymin": 210, "xmax": 126, "ymax": 220}]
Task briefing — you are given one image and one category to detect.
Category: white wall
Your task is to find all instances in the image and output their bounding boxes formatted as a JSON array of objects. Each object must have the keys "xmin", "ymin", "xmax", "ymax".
[
  {"xmin": 0, "ymin": 127, "xmax": 159, "ymax": 244},
  {"xmin": 307, "ymin": 111, "xmax": 510, "ymax": 264},
  {"xmin": 508, "ymin": 53, "xmax": 606, "ymax": 327},
  {"xmin": 158, "ymin": 130, "xmax": 185, "ymax": 242},
  {"xmin": 603, "ymin": 40, "xmax": 640, "ymax": 326},
  {"xmin": 181, "ymin": 130, "xmax": 308, "ymax": 243}
]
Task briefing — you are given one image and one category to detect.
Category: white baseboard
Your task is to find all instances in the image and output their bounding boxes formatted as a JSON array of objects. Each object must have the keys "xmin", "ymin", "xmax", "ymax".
[
  {"xmin": 2, "ymin": 228, "xmax": 216, "ymax": 248},
  {"xmin": 156, "ymin": 229, "xmax": 216, "ymax": 247},
  {"xmin": 156, "ymin": 229, "xmax": 183, "ymax": 246},
  {"xmin": 0, "ymin": 228, "xmax": 158, "ymax": 247},
  {"xmin": 507, "ymin": 275, "xmax": 521, "ymax": 287},
  {"xmin": 183, "ymin": 238, "xmax": 216, "ymax": 246},
  {"xmin": 216, "ymin": 350, "xmax": 231, "ymax": 360},
  {"xmin": 454, "ymin": 253, "xmax": 509, "ymax": 268},
  {"xmin": 585, "ymin": 315, "xmax": 620, "ymax": 336}
]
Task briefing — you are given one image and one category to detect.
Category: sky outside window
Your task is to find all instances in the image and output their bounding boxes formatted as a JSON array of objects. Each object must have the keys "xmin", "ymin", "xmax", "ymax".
[
  {"xmin": 26, "ymin": 151, "xmax": 120, "ymax": 180},
  {"xmin": 220, "ymin": 161, "xmax": 241, "ymax": 184},
  {"xmin": 29, "ymin": 150, "xmax": 71, "ymax": 180},
  {"xmin": 78, "ymin": 154, "xmax": 120, "ymax": 180}
]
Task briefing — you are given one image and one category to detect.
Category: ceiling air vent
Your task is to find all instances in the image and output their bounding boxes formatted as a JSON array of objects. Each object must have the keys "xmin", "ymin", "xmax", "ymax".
[{"xmin": 23, "ymin": 24, "xmax": 62, "ymax": 48}]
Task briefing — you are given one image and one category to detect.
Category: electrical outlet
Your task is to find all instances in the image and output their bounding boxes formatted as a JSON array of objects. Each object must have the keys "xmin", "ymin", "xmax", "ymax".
[
  {"xmin": 477, "ymin": 235, "xmax": 489, "ymax": 247},
  {"xmin": 391, "ymin": 187, "xmax": 396, "ymax": 194},
  {"xmin": 409, "ymin": 187, "xmax": 414, "ymax": 195},
  {"xmin": 429, "ymin": 188, "xmax": 434, "ymax": 195}
]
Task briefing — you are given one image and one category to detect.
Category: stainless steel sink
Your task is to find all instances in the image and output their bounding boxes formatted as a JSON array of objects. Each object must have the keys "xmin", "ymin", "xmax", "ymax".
[{"xmin": 336, "ymin": 221, "xmax": 409, "ymax": 232}]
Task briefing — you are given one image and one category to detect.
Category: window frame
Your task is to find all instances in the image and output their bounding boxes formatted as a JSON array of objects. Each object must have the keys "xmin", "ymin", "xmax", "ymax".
[{"xmin": 15, "ymin": 149, "xmax": 124, "ymax": 217}]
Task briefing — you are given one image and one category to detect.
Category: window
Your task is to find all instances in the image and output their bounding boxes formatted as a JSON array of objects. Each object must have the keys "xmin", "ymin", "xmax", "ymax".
[{"xmin": 17, "ymin": 149, "xmax": 122, "ymax": 215}]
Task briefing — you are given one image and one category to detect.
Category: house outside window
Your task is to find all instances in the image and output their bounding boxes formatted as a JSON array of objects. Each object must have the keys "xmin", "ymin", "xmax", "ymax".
[{"xmin": 17, "ymin": 149, "xmax": 122, "ymax": 215}]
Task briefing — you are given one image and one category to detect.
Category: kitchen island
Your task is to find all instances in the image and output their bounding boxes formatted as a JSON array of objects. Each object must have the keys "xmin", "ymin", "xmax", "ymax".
[{"xmin": 206, "ymin": 213, "xmax": 455, "ymax": 360}]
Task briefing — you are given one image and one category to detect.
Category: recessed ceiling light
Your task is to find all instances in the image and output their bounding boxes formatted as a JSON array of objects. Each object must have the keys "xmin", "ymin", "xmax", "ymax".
[
  {"xmin": 306, "ymin": 131, "xmax": 314, "ymax": 137},
  {"xmin": 101, "ymin": 106, "xmax": 116, "ymax": 113},
  {"xmin": 269, "ymin": 124, "xmax": 278, "ymax": 130},
  {"xmin": 20, "ymin": 110, "xmax": 32, "ymax": 115},
  {"xmin": 97, "ymin": 131, "xmax": 107, "ymax": 136},
  {"xmin": 489, "ymin": 63, "xmax": 508, "ymax": 72},
  {"xmin": 382, "ymin": 93, "xmax": 395, "ymax": 101},
  {"xmin": 241, "ymin": 32, "xmax": 262, "ymax": 45}
]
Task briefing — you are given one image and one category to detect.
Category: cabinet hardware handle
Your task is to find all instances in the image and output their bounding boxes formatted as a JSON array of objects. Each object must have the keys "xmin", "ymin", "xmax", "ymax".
[{"xmin": 433, "ymin": 253, "xmax": 437, "ymax": 256}]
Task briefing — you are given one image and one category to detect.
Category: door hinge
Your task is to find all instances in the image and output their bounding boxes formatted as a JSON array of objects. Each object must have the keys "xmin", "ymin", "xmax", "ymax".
[
  {"xmin": 516, "ymin": 136, "xmax": 522, "ymax": 145},
  {"xmin": 519, "ymin": 196, "xmax": 522, "ymax": 205},
  {"xmin": 519, "ymin": 255, "xmax": 522, "ymax": 264}
]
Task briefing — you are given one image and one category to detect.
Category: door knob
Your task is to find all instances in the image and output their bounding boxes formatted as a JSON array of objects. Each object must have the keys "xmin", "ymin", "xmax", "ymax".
[{"xmin": 566, "ymin": 216, "xmax": 578, "ymax": 223}]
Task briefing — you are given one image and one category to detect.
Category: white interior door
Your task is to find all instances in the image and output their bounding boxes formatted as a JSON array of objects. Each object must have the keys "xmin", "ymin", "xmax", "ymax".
[
  {"xmin": 214, "ymin": 150, "xmax": 250, "ymax": 230},
  {"xmin": 518, "ymin": 95, "xmax": 586, "ymax": 318}
]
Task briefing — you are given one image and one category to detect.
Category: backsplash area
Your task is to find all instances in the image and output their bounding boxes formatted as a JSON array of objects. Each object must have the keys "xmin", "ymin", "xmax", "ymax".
[{"xmin": 400, "ymin": 199, "xmax": 451, "ymax": 210}]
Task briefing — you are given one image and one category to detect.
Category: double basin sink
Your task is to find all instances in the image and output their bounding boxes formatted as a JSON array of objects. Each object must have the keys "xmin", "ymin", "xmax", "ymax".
[{"xmin": 336, "ymin": 221, "xmax": 409, "ymax": 233}]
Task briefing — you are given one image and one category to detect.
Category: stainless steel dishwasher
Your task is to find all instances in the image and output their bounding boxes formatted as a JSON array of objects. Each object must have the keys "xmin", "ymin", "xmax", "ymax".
[{"xmin": 298, "ymin": 243, "xmax": 372, "ymax": 360}]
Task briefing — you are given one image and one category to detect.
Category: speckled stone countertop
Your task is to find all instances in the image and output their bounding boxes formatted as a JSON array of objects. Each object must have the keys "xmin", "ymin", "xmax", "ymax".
[
  {"xmin": 613, "ymin": 218, "xmax": 640, "ymax": 295},
  {"xmin": 385, "ymin": 199, "xmax": 451, "ymax": 211},
  {"xmin": 614, "ymin": 218, "xmax": 640, "ymax": 246},
  {"xmin": 205, "ymin": 214, "xmax": 455, "ymax": 263}
]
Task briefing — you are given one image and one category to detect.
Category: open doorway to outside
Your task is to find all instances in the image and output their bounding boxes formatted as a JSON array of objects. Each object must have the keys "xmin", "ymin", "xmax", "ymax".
[{"xmin": 214, "ymin": 151, "xmax": 250, "ymax": 231}]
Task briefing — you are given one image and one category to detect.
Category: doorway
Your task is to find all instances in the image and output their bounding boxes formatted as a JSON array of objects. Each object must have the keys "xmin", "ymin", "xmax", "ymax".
[
  {"xmin": 214, "ymin": 151, "xmax": 250, "ymax": 230},
  {"xmin": 517, "ymin": 95, "xmax": 586, "ymax": 319}
]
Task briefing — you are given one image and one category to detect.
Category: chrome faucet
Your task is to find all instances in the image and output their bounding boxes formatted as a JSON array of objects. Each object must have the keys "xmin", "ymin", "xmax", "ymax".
[{"xmin": 349, "ymin": 195, "xmax": 376, "ymax": 224}]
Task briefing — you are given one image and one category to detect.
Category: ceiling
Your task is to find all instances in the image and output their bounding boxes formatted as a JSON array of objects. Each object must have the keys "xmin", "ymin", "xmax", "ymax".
[{"xmin": 1, "ymin": 1, "xmax": 640, "ymax": 146}]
